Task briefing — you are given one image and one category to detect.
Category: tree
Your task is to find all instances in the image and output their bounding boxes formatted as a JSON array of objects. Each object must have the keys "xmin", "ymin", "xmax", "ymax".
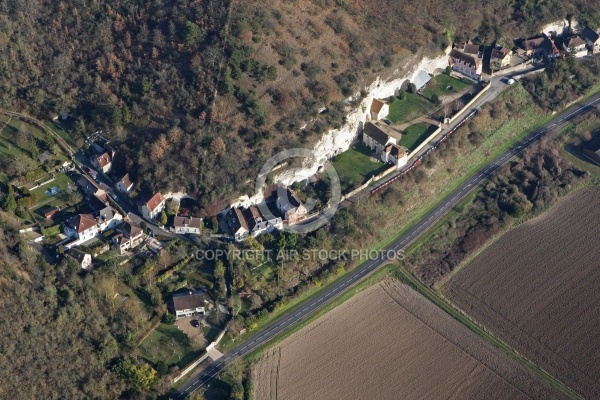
[
  {"xmin": 431, "ymin": 93, "xmax": 441, "ymax": 105},
  {"xmin": 397, "ymin": 90, "xmax": 406, "ymax": 100},
  {"xmin": 184, "ymin": 21, "xmax": 200, "ymax": 46},
  {"xmin": 2, "ymin": 185, "xmax": 17, "ymax": 213},
  {"xmin": 159, "ymin": 210, "xmax": 168, "ymax": 226},
  {"xmin": 110, "ymin": 107, "xmax": 123, "ymax": 127},
  {"xmin": 210, "ymin": 137, "xmax": 226, "ymax": 155},
  {"xmin": 407, "ymin": 83, "xmax": 417, "ymax": 94},
  {"xmin": 141, "ymin": 221, "xmax": 148, "ymax": 233},
  {"xmin": 163, "ymin": 312, "xmax": 176, "ymax": 324},
  {"xmin": 445, "ymin": 66, "xmax": 452, "ymax": 75}
]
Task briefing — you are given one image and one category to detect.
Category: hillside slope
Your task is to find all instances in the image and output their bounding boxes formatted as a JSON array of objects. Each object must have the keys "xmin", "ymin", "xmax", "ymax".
[{"xmin": 1, "ymin": 0, "xmax": 600, "ymax": 206}]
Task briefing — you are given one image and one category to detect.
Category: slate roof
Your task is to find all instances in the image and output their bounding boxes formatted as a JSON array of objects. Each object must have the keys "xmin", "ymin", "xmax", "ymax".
[
  {"xmin": 581, "ymin": 26, "xmax": 599, "ymax": 43},
  {"xmin": 172, "ymin": 291, "xmax": 211, "ymax": 311},
  {"xmin": 363, "ymin": 122, "xmax": 391, "ymax": 146},
  {"xmin": 227, "ymin": 207, "xmax": 249, "ymax": 233},
  {"xmin": 68, "ymin": 248, "xmax": 90, "ymax": 264}
]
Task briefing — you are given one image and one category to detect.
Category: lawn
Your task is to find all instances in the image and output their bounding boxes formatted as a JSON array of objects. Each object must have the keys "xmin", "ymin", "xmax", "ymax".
[
  {"xmin": 138, "ymin": 323, "xmax": 201, "ymax": 368},
  {"xmin": 400, "ymin": 123, "xmax": 438, "ymax": 151},
  {"xmin": 421, "ymin": 74, "xmax": 471, "ymax": 101},
  {"xmin": 331, "ymin": 142, "xmax": 390, "ymax": 193},
  {"xmin": 30, "ymin": 172, "xmax": 78, "ymax": 209},
  {"xmin": 387, "ymin": 93, "xmax": 433, "ymax": 124}
]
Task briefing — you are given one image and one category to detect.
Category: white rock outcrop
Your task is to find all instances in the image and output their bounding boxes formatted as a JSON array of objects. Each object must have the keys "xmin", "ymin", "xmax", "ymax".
[{"xmin": 274, "ymin": 50, "xmax": 451, "ymax": 185}]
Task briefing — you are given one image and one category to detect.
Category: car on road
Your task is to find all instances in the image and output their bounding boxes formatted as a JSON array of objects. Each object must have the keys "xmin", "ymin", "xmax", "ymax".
[
  {"xmin": 383, "ymin": 119, "xmax": 392, "ymax": 125},
  {"xmin": 507, "ymin": 78, "xmax": 515, "ymax": 85}
]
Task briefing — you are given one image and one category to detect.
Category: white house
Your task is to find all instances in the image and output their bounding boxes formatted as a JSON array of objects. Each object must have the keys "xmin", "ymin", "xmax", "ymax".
[
  {"xmin": 383, "ymin": 144, "xmax": 408, "ymax": 169},
  {"xmin": 276, "ymin": 186, "xmax": 307, "ymax": 225},
  {"xmin": 92, "ymin": 152, "xmax": 113, "ymax": 173},
  {"xmin": 491, "ymin": 46, "xmax": 513, "ymax": 68},
  {"xmin": 97, "ymin": 206, "xmax": 123, "ymax": 231},
  {"xmin": 116, "ymin": 173, "xmax": 134, "ymax": 193},
  {"xmin": 63, "ymin": 214, "xmax": 99, "ymax": 242},
  {"xmin": 226, "ymin": 207, "xmax": 249, "ymax": 241},
  {"xmin": 138, "ymin": 192, "xmax": 166, "ymax": 220},
  {"xmin": 563, "ymin": 36, "xmax": 587, "ymax": 55},
  {"xmin": 171, "ymin": 290, "xmax": 213, "ymax": 319},
  {"xmin": 370, "ymin": 99, "xmax": 389, "ymax": 121},
  {"xmin": 173, "ymin": 216, "xmax": 202, "ymax": 235},
  {"xmin": 363, "ymin": 122, "xmax": 396, "ymax": 155},
  {"xmin": 67, "ymin": 248, "xmax": 93, "ymax": 269}
]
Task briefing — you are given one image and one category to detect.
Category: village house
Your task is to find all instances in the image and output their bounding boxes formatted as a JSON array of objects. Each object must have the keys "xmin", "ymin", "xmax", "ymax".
[
  {"xmin": 67, "ymin": 248, "xmax": 93, "ymax": 269},
  {"xmin": 63, "ymin": 214, "xmax": 99, "ymax": 242},
  {"xmin": 563, "ymin": 35, "xmax": 587, "ymax": 54},
  {"xmin": 226, "ymin": 206, "xmax": 249, "ymax": 241},
  {"xmin": 242, "ymin": 206, "xmax": 270, "ymax": 236},
  {"xmin": 92, "ymin": 152, "xmax": 112, "ymax": 173},
  {"xmin": 173, "ymin": 216, "xmax": 202, "ymax": 235},
  {"xmin": 90, "ymin": 143, "xmax": 115, "ymax": 174},
  {"xmin": 490, "ymin": 46, "xmax": 513, "ymax": 68},
  {"xmin": 77, "ymin": 174, "xmax": 104, "ymax": 197},
  {"xmin": 370, "ymin": 99, "xmax": 389, "ymax": 121},
  {"xmin": 97, "ymin": 206, "xmax": 123, "ymax": 231},
  {"xmin": 170, "ymin": 290, "xmax": 213, "ymax": 319},
  {"xmin": 276, "ymin": 186, "xmax": 308, "ymax": 225},
  {"xmin": 383, "ymin": 144, "xmax": 409, "ymax": 169},
  {"xmin": 449, "ymin": 48, "xmax": 482, "ymax": 80},
  {"xmin": 113, "ymin": 221, "xmax": 144, "ymax": 254},
  {"xmin": 456, "ymin": 41, "xmax": 480, "ymax": 57},
  {"xmin": 116, "ymin": 173, "xmax": 134, "ymax": 193},
  {"xmin": 520, "ymin": 36, "xmax": 559, "ymax": 58},
  {"xmin": 580, "ymin": 27, "xmax": 600, "ymax": 50},
  {"xmin": 137, "ymin": 192, "xmax": 166, "ymax": 220},
  {"xmin": 411, "ymin": 70, "xmax": 432, "ymax": 92},
  {"xmin": 363, "ymin": 122, "xmax": 396, "ymax": 155}
]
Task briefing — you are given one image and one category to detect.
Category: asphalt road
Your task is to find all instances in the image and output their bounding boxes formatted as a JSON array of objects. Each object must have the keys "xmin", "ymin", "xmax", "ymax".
[{"xmin": 176, "ymin": 90, "xmax": 600, "ymax": 398}]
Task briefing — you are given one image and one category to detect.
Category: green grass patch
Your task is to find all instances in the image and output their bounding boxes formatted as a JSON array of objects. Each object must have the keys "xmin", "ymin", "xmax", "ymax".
[
  {"xmin": 400, "ymin": 123, "xmax": 438, "ymax": 151},
  {"xmin": 387, "ymin": 93, "xmax": 432, "ymax": 124},
  {"xmin": 331, "ymin": 142, "xmax": 389, "ymax": 193},
  {"xmin": 421, "ymin": 74, "xmax": 471, "ymax": 100},
  {"xmin": 139, "ymin": 323, "xmax": 201, "ymax": 368},
  {"xmin": 45, "ymin": 121, "xmax": 78, "ymax": 148},
  {"xmin": 30, "ymin": 172, "xmax": 78, "ymax": 208}
]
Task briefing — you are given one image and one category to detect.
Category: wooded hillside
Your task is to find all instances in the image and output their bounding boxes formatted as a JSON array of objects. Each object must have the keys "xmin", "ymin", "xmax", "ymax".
[{"xmin": 2, "ymin": 0, "xmax": 600, "ymax": 208}]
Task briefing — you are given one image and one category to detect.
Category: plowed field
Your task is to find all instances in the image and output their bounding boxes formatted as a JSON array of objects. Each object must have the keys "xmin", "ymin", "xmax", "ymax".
[
  {"xmin": 253, "ymin": 278, "xmax": 562, "ymax": 399},
  {"xmin": 445, "ymin": 187, "xmax": 600, "ymax": 399}
]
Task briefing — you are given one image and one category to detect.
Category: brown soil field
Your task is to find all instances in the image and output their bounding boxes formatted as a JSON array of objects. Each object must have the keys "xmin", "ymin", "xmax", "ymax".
[
  {"xmin": 252, "ymin": 278, "xmax": 563, "ymax": 400},
  {"xmin": 445, "ymin": 187, "xmax": 600, "ymax": 399}
]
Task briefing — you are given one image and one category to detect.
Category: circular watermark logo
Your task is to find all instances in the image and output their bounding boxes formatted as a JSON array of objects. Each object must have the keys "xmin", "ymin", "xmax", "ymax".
[{"xmin": 254, "ymin": 148, "xmax": 341, "ymax": 234}]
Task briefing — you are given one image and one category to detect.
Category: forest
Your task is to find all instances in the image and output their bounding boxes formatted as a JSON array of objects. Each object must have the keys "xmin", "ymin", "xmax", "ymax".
[{"xmin": 2, "ymin": 0, "xmax": 600, "ymax": 209}]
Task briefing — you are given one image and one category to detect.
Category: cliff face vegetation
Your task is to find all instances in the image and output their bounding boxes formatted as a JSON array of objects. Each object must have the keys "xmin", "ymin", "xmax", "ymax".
[{"xmin": 2, "ymin": 0, "xmax": 600, "ymax": 206}]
